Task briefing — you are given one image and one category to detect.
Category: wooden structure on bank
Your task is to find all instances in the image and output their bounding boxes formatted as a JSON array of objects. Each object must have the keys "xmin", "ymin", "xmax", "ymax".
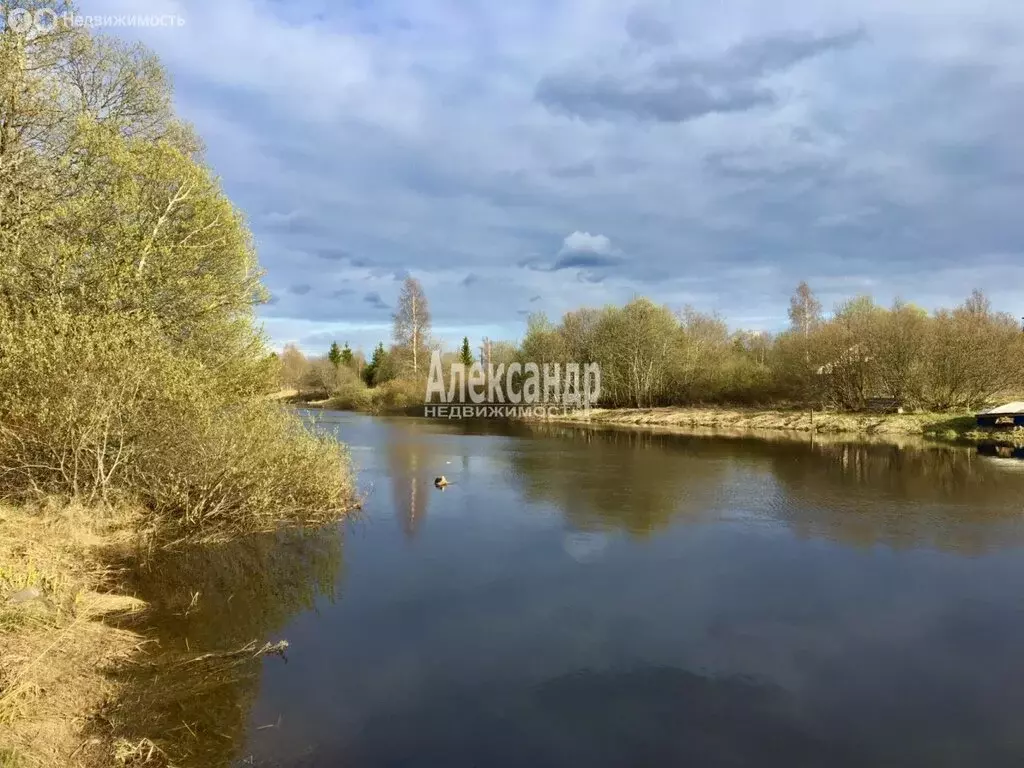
[{"xmin": 976, "ymin": 402, "xmax": 1024, "ymax": 428}]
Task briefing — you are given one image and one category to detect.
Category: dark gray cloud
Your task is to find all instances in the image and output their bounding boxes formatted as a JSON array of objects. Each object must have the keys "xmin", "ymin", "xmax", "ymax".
[
  {"xmin": 289, "ymin": 283, "xmax": 313, "ymax": 295},
  {"xmin": 537, "ymin": 29, "xmax": 865, "ymax": 123},
  {"xmin": 624, "ymin": 6, "xmax": 677, "ymax": 47},
  {"xmin": 520, "ymin": 252, "xmax": 621, "ymax": 272},
  {"xmin": 462, "ymin": 272, "xmax": 481, "ymax": 286},
  {"xmin": 311, "ymin": 247, "xmax": 353, "ymax": 262},
  {"xmin": 549, "ymin": 160, "xmax": 597, "ymax": 179},
  {"xmin": 363, "ymin": 291, "xmax": 390, "ymax": 310},
  {"xmin": 536, "ymin": 73, "xmax": 773, "ymax": 123},
  {"xmin": 529, "ymin": 294, "xmax": 542, "ymax": 302},
  {"xmin": 552, "ymin": 252, "xmax": 621, "ymax": 270},
  {"xmin": 719, "ymin": 29, "xmax": 865, "ymax": 79},
  {"xmin": 263, "ymin": 209, "xmax": 319, "ymax": 234}
]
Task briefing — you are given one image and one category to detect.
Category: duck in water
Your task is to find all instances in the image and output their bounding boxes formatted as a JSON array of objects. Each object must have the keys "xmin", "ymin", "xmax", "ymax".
[{"xmin": 434, "ymin": 476, "xmax": 449, "ymax": 488}]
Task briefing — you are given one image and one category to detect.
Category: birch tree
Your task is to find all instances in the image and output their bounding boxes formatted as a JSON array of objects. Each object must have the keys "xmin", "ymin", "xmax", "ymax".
[{"xmin": 392, "ymin": 276, "xmax": 431, "ymax": 376}]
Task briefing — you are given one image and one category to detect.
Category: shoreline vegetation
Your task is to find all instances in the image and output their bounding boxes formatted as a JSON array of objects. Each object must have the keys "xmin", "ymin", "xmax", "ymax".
[
  {"xmin": 282, "ymin": 280, "xmax": 1024, "ymax": 448},
  {"xmin": 531, "ymin": 406, "xmax": 1024, "ymax": 445},
  {"xmin": 289, "ymin": 395, "xmax": 1022, "ymax": 446},
  {"xmin": 1, "ymin": 11, "xmax": 355, "ymax": 767},
  {"xmin": 276, "ymin": 274, "xmax": 1023, "ymax": 447}
]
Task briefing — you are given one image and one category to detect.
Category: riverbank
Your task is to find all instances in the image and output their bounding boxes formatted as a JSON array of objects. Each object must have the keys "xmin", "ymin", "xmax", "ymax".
[
  {"xmin": 0, "ymin": 502, "xmax": 328, "ymax": 768},
  {"xmin": 535, "ymin": 407, "xmax": 1022, "ymax": 444},
  {"xmin": 0, "ymin": 504, "xmax": 148, "ymax": 767}
]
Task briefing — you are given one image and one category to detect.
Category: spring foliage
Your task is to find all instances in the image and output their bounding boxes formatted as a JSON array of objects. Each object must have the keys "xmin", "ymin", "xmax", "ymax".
[
  {"xmin": 0, "ymin": 13, "xmax": 353, "ymax": 535},
  {"xmin": 520, "ymin": 288, "xmax": 1024, "ymax": 411}
]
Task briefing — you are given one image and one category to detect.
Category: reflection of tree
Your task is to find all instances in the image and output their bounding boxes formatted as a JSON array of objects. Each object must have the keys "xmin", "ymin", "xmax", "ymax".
[
  {"xmin": 768, "ymin": 442, "xmax": 1024, "ymax": 554},
  {"xmin": 386, "ymin": 427, "xmax": 435, "ymax": 539},
  {"xmin": 513, "ymin": 424, "xmax": 1024, "ymax": 553},
  {"xmin": 99, "ymin": 526, "xmax": 344, "ymax": 767},
  {"xmin": 508, "ymin": 425, "xmax": 729, "ymax": 536}
]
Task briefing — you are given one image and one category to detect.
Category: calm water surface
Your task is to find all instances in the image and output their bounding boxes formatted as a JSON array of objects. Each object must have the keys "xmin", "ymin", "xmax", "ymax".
[{"xmin": 139, "ymin": 414, "xmax": 1024, "ymax": 767}]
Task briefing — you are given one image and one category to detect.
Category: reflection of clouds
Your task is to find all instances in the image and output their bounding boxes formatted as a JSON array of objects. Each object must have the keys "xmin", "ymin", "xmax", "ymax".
[{"xmin": 564, "ymin": 531, "xmax": 609, "ymax": 563}]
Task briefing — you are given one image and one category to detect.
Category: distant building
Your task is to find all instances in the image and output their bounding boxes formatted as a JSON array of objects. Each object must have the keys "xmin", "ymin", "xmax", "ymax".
[{"xmin": 976, "ymin": 402, "xmax": 1024, "ymax": 428}]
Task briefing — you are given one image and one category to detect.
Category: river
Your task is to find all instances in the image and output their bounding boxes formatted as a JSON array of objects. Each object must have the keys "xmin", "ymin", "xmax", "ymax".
[{"xmin": 124, "ymin": 412, "xmax": 1024, "ymax": 767}]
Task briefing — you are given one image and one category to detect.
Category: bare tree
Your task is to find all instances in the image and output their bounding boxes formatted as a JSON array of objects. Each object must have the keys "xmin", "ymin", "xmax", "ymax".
[
  {"xmin": 874, "ymin": 299, "xmax": 927, "ymax": 406},
  {"xmin": 279, "ymin": 344, "xmax": 309, "ymax": 390},
  {"xmin": 392, "ymin": 276, "xmax": 432, "ymax": 376},
  {"xmin": 788, "ymin": 281, "xmax": 823, "ymax": 338},
  {"xmin": 595, "ymin": 299, "xmax": 677, "ymax": 408}
]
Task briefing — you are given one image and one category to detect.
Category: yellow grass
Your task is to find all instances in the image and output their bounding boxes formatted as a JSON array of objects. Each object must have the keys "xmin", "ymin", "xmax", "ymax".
[
  {"xmin": 0, "ymin": 504, "xmax": 146, "ymax": 768},
  {"xmin": 538, "ymin": 407, "xmax": 1011, "ymax": 443}
]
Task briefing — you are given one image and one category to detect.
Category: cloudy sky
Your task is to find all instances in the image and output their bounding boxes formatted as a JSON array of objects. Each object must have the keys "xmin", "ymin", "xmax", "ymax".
[{"xmin": 90, "ymin": 0, "xmax": 1023, "ymax": 353}]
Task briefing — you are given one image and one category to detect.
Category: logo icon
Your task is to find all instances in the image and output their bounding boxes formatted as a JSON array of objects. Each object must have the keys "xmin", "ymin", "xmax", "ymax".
[
  {"xmin": 4, "ymin": 7, "xmax": 60, "ymax": 34},
  {"xmin": 33, "ymin": 8, "xmax": 58, "ymax": 31},
  {"xmin": 5, "ymin": 8, "xmax": 34, "ymax": 33}
]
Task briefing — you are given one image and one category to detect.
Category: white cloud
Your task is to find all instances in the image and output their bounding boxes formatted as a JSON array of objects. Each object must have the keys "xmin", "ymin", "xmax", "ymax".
[{"xmin": 560, "ymin": 231, "xmax": 614, "ymax": 255}]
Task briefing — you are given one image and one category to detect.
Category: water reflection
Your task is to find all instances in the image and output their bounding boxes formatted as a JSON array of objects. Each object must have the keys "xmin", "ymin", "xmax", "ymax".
[
  {"xmin": 338, "ymin": 665, "xmax": 865, "ymax": 767},
  {"xmin": 511, "ymin": 424, "xmax": 1024, "ymax": 553},
  {"xmin": 977, "ymin": 442, "xmax": 1024, "ymax": 461},
  {"xmin": 102, "ymin": 526, "xmax": 344, "ymax": 767},
  {"xmin": 385, "ymin": 424, "xmax": 435, "ymax": 539},
  {"xmin": 508, "ymin": 426, "xmax": 728, "ymax": 535},
  {"xmin": 770, "ymin": 441, "xmax": 1024, "ymax": 553}
]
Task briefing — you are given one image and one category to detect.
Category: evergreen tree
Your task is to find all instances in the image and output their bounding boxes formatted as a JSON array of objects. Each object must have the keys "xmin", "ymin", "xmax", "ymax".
[
  {"xmin": 459, "ymin": 336, "xmax": 474, "ymax": 366},
  {"xmin": 340, "ymin": 342, "xmax": 354, "ymax": 366},
  {"xmin": 327, "ymin": 341, "xmax": 342, "ymax": 368},
  {"xmin": 364, "ymin": 342, "xmax": 388, "ymax": 386}
]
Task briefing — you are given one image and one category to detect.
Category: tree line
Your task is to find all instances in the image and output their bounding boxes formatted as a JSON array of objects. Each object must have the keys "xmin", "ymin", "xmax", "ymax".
[
  {"xmin": 289, "ymin": 278, "xmax": 1023, "ymax": 413},
  {"xmin": 518, "ymin": 283, "xmax": 1024, "ymax": 411}
]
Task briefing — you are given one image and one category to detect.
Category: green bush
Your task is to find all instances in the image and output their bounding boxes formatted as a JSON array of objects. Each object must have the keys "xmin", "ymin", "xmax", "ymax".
[
  {"xmin": 326, "ymin": 367, "xmax": 373, "ymax": 411},
  {"xmin": 0, "ymin": 309, "xmax": 354, "ymax": 539},
  {"xmin": 368, "ymin": 377, "xmax": 425, "ymax": 413}
]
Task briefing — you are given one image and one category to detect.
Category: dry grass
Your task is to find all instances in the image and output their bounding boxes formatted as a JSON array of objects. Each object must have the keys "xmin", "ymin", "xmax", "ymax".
[
  {"xmin": 0, "ymin": 495, "xmax": 349, "ymax": 767},
  {"xmin": 0, "ymin": 504, "xmax": 146, "ymax": 768},
  {"xmin": 264, "ymin": 389, "xmax": 299, "ymax": 401},
  {"xmin": 0, "ymin": 504, "xmax": 307, "ymax": 768},
  {"xmin": 540, "ymin": 407, "xmax": 1000, "ymax": 443}
]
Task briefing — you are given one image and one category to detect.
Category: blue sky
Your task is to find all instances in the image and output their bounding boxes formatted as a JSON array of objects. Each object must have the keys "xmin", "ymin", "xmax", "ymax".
[{"xmin": 89, "ymin": 0, "xmax": 1024, "ymax": 354}]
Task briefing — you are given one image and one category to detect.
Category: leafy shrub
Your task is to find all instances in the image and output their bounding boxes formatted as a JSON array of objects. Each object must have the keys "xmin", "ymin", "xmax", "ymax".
[
  {"xmin": 368, "ymin": 377, "xmax": 425, "ymax": 413},
  {"xmin": 0, "ymin": 309, "xmax": 354, "ymax": 538},
  {"xmin": 326, "ymin": 367, "xmax": 373, "ymax": 411}
]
